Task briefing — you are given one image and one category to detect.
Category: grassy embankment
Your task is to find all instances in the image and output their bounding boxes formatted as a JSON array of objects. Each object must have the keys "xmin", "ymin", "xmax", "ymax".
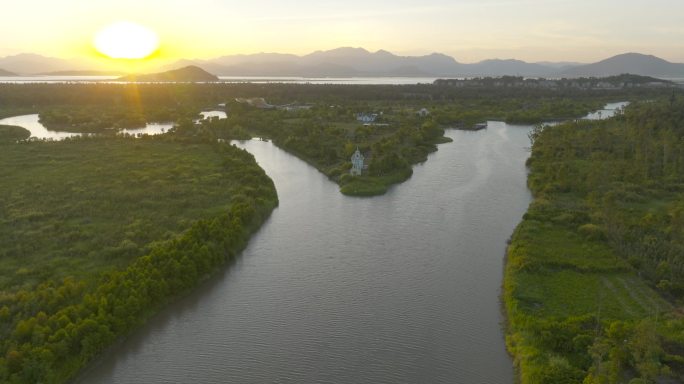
[
  {"xmin": 0, "ymin": 136, "xmax": 277, "ymax": 383},
  {"xmin": 504, "ymin": 98, "xmax": 684, "ymax": 383}
]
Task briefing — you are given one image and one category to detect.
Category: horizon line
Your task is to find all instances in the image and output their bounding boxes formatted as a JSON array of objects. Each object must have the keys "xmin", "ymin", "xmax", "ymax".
[{"xmin": 1, "ymin": 47, "xmax": 683, "ymax": 66}]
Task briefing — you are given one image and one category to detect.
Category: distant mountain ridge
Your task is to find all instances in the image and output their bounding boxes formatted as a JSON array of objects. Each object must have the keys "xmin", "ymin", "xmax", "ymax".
[
  {"xmin": 166, "ymin": 49, "xmax": 684, "ymax": 78},
  {"xmin": 2, "ymin": 49, "xmax": 683, "ymax": 79},
  {"xmin": 0, "ymin": 53, "xmax": 83, "ymax": 75},
  {"xmin": 560, "ymin": 53, "xmax": 684, "ymax": 78}
]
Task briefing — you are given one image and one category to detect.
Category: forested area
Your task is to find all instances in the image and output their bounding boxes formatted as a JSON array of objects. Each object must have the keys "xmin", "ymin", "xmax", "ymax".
[
  {"xmin": 1, "ymin": 82, "xmax": 665, "ymax": 195},
  {"xmin": 220, "ymin": 102, "xmax": 451, "ymax": 195},
  {"xmin": 196, "ymin": 87, "xmax": 636, "ymax": 195},
  {"xmin": 0, "ymin": 136, "xmax": 278, "ymax": 383},
  {"xmin": 505, "ymin": 97, "xmax": 684, "ymax": 383},
  {"xmin": 0, "ymin": 125, "xmax": 29, "ymax": 142}
]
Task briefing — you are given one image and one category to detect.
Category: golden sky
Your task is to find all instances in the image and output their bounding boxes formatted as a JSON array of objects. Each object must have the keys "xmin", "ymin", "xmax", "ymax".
[{"xmin": 2, "ymin": 0, "xmax": 684, "ymax": 64}]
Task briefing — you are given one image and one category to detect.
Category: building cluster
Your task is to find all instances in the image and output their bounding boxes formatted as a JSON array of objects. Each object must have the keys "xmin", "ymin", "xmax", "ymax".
[
  {"xmin": 433, "ymin": 75, "xmax": 677, "ymax": 90},
  {"xmin": 235, "ymin": 98, "xmax": 312, "ymax": 111},
  {"xmin": 356, "ymin": 113, "xmax": 379, "ymax": 124}
]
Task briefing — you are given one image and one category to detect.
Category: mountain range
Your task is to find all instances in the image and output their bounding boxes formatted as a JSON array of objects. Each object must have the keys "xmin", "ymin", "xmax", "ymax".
[
  {"xmin": 158, "ymin": 49, "xmax": 684, "ymax": 78},
  {"xmin": 1, "ymin": 49, "xmax": 684, "ymax": 79}
]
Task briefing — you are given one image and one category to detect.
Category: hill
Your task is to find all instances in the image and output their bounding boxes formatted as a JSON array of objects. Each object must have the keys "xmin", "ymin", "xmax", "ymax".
[
  {"xmin": 118, "ymin": 65, "xmax": 219, "ymax": 82},
  {"xmin": 561, "ymin": 52, "xmax": 684, "ymax": 78},
  {"xmin": 0, "ymin": 68, "xmax": 17, "ymax": 76}
]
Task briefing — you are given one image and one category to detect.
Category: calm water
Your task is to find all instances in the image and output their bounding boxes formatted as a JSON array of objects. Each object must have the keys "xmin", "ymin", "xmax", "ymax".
[
  {"xmin": 583, "ymin": 101, "xmax": 629, "ymax": 120},
  {"xmin": 76, "ymin": 123, "xmax": 533, "ymax": 384},
  {"xmin": 0, "ymin": 114, "xmax": 173, "ymax": 139},
  {"xmin": 0, "ymin": 114, "xmax": 81, "ymax": 140},
  {"xmin": 217, "ymin": 76, "xmax": 439, "ymax": 85},
  {"xmin": 0, "ymin": 76, "xmax": 438, "ymax": 85},
  {"xmin": 0, "ymin": 75, "xmax": 117, "ymax": 83}
]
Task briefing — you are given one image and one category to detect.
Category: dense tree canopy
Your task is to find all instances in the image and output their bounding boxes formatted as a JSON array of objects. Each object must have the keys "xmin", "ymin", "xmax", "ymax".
[
  {"xmin": 0, "ymin": 136, "xmax": 277, "ymax": 383},
  {"xmin": 505, "ymin": 97, "xmax": 684, "ymax": 383}
]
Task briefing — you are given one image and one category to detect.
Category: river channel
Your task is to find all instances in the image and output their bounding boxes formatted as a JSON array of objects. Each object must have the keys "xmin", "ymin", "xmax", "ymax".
[
  {"xmin": 76, "ymin": 122, "xmax": 534, "ymax": 383},
  {"xmin": 2, "ymin": 104, "xmax": 624, "ymax": 383}
]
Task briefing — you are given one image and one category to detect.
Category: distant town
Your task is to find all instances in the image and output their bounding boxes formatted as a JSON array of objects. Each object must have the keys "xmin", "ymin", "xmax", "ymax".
[{"xmin": 434, "ymin": 74, "xmax": 679, "ymax": 90}]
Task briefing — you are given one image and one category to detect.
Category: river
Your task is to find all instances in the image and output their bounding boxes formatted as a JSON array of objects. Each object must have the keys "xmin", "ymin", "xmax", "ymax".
[
  {"xmin": 3, "ymin": 104, "xmax": 623, "ymax": 383},
  {"xmin": 74, "ymin": 122, "xmax": 533, "ymax": 383},
  {"xmin": 0, "ymin": 112, "xmax": 229, "ymax": 140}
]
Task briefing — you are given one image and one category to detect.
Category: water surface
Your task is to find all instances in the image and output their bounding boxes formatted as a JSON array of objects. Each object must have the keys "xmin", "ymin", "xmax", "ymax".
[
  {"xmin": 0, "ymin": 114, "xmax": 173, "ymax": 140},
  {"xmin": 77, "ymin": 123, "xmax": 533, "ymax": 383},
  {"xmin": 0, "ymin": 76, "xmax": 438, "ymax": 85}
]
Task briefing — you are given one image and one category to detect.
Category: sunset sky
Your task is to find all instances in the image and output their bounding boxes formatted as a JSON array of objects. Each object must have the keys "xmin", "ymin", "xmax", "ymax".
[{"xmin": 3, "ymin": 0, "xmax": 684, "ymax": 64}]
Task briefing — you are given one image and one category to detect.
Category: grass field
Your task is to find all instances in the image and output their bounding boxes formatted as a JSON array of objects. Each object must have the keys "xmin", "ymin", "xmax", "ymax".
[{"xmin": 514, "ymin": 270, "xmax": 670, "ymax": 320}]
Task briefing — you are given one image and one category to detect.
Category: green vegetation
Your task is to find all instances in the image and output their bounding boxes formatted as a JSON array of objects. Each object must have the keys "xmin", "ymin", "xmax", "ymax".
[
  {"xmin": 0, "ymin": 125, "xmax": 29, "ymax": 142},
  {"xmin": 39, "ymin": 106, "xmax": 157, "ymax": 132},
  {"xmin": 229, "ymin": 104, "xmax": 450, "ymax": 196},
  {"xmin": 0, "ymin": 82, "xmax": 666, "ymax": 196},
  {"xmin": 0, "ymin": 82, "xmax": 681, "ymax": 382},
  {"xmin": 505, "ymin": 98, "xmax": 684, "ymax": 383},
  {"xmin": 222, "ymin": 92, "xmax": 627, "ymax": 196},
  {"xmin": 0, "ymin": 136, "xmax": 277, "ymax": 383}
]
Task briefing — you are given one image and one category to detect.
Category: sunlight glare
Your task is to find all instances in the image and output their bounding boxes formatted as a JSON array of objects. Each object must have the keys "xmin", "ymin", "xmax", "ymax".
[{"xmin": 94, "ymin": 21, "xmax": 159, "ymax": 59}]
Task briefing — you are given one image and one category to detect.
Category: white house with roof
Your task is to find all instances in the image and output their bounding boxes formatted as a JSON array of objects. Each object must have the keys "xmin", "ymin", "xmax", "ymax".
[
  {"xmin": 350, "ymin": 148, "xmax": 365, "ymax": 176},
  {"xmin": 417, "ymin": 108, "xmax": 430, "ymax": 117}
]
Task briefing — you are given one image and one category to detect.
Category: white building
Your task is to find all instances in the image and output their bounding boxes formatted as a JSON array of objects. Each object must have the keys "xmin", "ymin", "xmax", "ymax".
[
  {"xmin": 417, "ymin": 108, "xmax": 430, "ymax": 117},
  {"xmin": 350, "ymin": 148, "xmax": 365, "ymax": 176},
  {"xmin": 356, "ymin": 113, "xmax": 378, "ymax": 124}
]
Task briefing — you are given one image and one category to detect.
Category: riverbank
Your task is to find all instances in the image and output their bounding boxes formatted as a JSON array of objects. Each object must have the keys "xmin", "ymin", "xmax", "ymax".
[
  {"xmin": 0, "ymin": 137, "xmax": 278, "ymax": 383},
  {"xmin": 503, "ymin": 99, "xmax": 684, "ymax": 383}
]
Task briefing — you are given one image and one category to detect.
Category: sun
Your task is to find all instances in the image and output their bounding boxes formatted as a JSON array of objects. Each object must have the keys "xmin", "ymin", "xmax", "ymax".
[{"xmin": 94, "ymin": 21, "xmax": 159, "ymax": 59}]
